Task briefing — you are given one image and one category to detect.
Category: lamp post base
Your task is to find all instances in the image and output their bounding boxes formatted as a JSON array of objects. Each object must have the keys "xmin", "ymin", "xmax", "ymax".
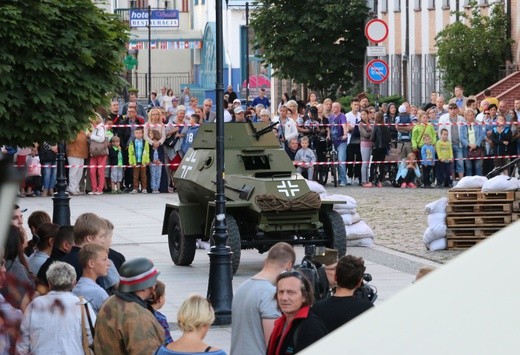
[{"xmin": 207, "ymin": 245, "xmax": 233, "ymax": 325}]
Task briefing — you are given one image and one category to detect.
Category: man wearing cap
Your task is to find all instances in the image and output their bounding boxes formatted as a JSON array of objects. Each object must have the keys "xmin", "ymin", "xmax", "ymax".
[
  {"xmin": 312, "ymin": 255, "xmax": 373, "ymax": 333},
  {"xmin": 94, "ymin": 258, "xmax": 164, "ymax": 354},
  {"xmin": 233, "ymin": 106, "xmax": 249, "ymax": 123},
  {"xmin": 231, "ymin": 242, "xmax": 295, "ymax": 355}
]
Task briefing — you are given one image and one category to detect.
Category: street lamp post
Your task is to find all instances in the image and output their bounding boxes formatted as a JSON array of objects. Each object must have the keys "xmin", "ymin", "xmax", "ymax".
[
  {"xmin": 206, "ymin": 0, "xmax": 233, "ymax": 325},
  {"xmin": 148, "ymin": 5, "xmax": 152, "ymax": 99},
  {"xmin": 52, "ymin": 142, "xmax": 70, "ymax": 226}
]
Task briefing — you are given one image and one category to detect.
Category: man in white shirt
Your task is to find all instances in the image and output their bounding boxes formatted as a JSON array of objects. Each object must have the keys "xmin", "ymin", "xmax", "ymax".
[{"xmin": 346, "ymin": 99, "xmax": 361, "ymax": 185}]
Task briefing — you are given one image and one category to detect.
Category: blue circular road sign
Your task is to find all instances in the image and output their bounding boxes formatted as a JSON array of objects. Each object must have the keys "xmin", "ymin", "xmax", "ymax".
[{"xmin": 366, "ymin": 59, "xmax": 389, "ymax": 84}]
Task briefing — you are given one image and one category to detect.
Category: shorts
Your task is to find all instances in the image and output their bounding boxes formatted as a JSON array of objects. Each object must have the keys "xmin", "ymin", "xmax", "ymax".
[{"xmin": 110, "ymin": 166, "xmax": 123, "ymax": 182}]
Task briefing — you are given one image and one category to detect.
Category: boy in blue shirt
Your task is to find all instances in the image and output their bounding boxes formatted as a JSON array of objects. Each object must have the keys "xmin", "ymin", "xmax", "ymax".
[
  {"xmin": 420, "ymin": 134, "xmax": 436, "ymax": 188},
  {"xmin": 180, "ymin": 113, "xmax": 201, "ymax": 157}
]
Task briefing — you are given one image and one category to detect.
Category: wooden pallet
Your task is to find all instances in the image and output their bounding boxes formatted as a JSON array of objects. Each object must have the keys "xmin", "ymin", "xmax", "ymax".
[
  {"xmin": 513, "ymin": 213, "xmax": 520, "ymax": 222},
  {"xmin": 446, "ymin": 215, "xmax": 512, "ymax": 227},
  {"xmin": 448, "ymin": 189, "xmax": 517, "ymax": 203},
  {"xmin": 513, "ymin": 201, "xmax": 520, "ymax": 212},
  {"xmin": 446, "ymin": 203, "xmax": 512, "ymax": 214},
  {"xmin": 447, "ymin": 227, "xmax": 502, "ymax": 238},
  {"xmin": 447, "ymin": 238, "xmax": 484, "ymax": 249}
]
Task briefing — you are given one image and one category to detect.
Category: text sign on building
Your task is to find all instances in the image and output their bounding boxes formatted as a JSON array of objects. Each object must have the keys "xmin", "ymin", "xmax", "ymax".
[
  {"xmin": 129, "ymin": 10, "xmax": 179, "ymax": 28},
  {"xmin": 366, "ymin": 59, "xmax": 389, "ymax": 84},
  {"xmin": 366, "ymin": 46, "xmax": 387, "ymax": 57}
]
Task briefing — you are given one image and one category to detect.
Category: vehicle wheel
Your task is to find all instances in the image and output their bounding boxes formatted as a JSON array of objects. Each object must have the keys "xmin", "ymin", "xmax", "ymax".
[
  {"xmin": 320, "ymin": 209, "xmax": 347, "ymax": 256},
  {"xmin": 210, "ymin": 215, "xmax": 242, "ymax": 274},
  {"xmin": 168, "ymin": 210, "xmax": 196, "ymax": 266}
]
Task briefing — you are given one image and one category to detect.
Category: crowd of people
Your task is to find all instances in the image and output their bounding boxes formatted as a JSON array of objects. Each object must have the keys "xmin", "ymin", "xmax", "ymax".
[
  {"xmin": 3, "ymin": 203, "xmax": 388, "ymax": 354},
  {"xmin": 2, "ymin": 85, "xmax": 519, "ymax": 197}
]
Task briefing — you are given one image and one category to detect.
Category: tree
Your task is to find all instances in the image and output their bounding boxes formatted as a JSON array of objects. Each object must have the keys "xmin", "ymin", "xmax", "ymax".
[
  {"xmin": 250, "ymin": 0, "xmax": 369, "ymax": 99},
  {"xmin": 435, "ymin": 1, "xmax": 512, "ymax": 95},
  {"xmin": 0, "ymin": 0, "xmax": 128, "ymax": 146}
]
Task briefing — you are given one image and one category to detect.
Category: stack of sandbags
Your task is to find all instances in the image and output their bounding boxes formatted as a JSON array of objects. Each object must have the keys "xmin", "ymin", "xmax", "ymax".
[
  {"xmin": 305, "ymin": 180, "xmax": 375, "ymax": 248},
  {"xmin": 423, "ymin": 197, "xmax": 448, "ymax": 251},
  {"xmin": 452, "ymin": 176, "xmax": 488, "ymax": 189},
  {"xmin": 482, "ymin": 175, "xmax": 519, "ymax": 192},
  {"xmin": 326, "ymin": 193, "xmax": 375, "ymax": 248}
]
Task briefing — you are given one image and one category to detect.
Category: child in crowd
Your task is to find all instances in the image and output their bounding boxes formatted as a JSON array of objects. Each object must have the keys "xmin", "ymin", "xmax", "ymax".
[
  {"xmin": 436, "ymin": 128, "xmax": 453, "ymax": 188},
  {"xmin": 294, "ymin": 136, "xmax": 316, "ymax": 180},
  {"xmin": 149, "ymin": 129, "xmax": 163, "ymax": 194},
  {"xmin": 128, "ymin": 126, "xmax": 149, "ymax": 193},
  {"xmin": 102, "ymin": 219, "xmax": 123, "ymax": 294},
  {"xmin": 396, "ymin": 152, "xmax": 421, "ymax": 188},
  {"xmin": 420, "ymin": 134, "xmax": 436, "ymax": 188},
  {"xmin": 180, "ymin": 113, "xmax": 201, "ymax": 157},
  {"xmin": 72, "ymin": 244, "xmax": 110, "ymax": 314},
  {"xmin": 152, "ymin": 280, "xmax": 174, "ymax": 345},
  {"xmin": 25, "ymin": 145, "xmax": 42, "ymax": 197},
  {"xmin": 87, "ymin": 114, "xmax": 108, "ymax": 195},
  {"xmin": 108, "ymin": 136, "xmax": 124, "ymax": 193}
]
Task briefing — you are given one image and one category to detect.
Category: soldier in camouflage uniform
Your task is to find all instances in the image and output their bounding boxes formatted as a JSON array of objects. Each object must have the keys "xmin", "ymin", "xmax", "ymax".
[{"xmin": 94, "ymin": 258, "xmax": 165, "ymax": 354}]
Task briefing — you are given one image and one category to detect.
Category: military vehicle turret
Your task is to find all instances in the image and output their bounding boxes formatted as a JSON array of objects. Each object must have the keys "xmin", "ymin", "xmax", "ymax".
[{"xmin": 161, "ymin": 122, "xmax": 346, "ymax": 273}]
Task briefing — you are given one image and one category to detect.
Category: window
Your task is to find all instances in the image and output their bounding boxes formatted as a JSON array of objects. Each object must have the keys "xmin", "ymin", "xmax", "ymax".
[
  {"xmin": 381, "ymin": 0, "xmax": 388, "ymax": 12},
  {"xmin": 394, "ymin": 0, "xmax": 401, "ymax": 12},
  {"xmin": 428, "ymin": 0, "xmax": 435, "ymax": 9},
  {"xmin": 442, "ymin": 0, "xmax": 449, "ymax": 9},
  {"xmin": 414, "ymin": 0, "xmax": 421, "ymax": 10},
  {"xmin": 479, "ymin": 0, "xmax": 488, "ymax": 6}
]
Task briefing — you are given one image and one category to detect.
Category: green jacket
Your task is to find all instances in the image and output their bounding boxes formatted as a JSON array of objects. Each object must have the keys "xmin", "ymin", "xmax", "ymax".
[
  {"xmin": 412, "ymin": 123, "xmax": 437, "ymax": 150},
  {"xmin": 128, "ymin": 139, "xmax": 150, "ymax": 165},
  {"xmin": 94, "ymin": 293, "xmax": 164, "ymax": 355}
]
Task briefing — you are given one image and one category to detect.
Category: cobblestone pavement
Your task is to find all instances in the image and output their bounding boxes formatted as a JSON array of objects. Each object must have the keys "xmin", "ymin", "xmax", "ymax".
[{"xmin": 327, "ymin": 184, "xmax": 463, "ymax": 264}]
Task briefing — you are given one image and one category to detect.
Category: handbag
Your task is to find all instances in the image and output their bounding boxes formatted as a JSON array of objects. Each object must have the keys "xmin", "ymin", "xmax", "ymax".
[
  {"xmin": 164, "ymin": 134, "xmax": 178, "ymax": 148},
  {"xmin": 80, "ymin": 296, "xmax": 95, "ymax": 355},
  {"xmin": 467, "ymin": 147, "xmax": 482, "ymax": 159},
  {"xmin": 90, "ymin": 129, "xmax": 108, "ymax": 156}
]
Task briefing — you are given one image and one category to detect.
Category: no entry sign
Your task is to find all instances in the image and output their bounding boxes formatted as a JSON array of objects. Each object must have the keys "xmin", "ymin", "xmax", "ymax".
[
  {"xmin": 366, "ymin": 59, "xmax": 389, "ymax": 84},
  {"xmin": 365, "ymin": 19, "xmax": 388, "ymax": 43}
]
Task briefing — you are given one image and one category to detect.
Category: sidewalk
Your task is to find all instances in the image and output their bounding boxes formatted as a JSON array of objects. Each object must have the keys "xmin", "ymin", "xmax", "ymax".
[{"xmin": 19, "ymin": 193, "xmax": 439, "ymax": 353}]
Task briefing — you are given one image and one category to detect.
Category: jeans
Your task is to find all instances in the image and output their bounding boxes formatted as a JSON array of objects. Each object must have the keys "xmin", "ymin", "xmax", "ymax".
[
  {"xmin": 347, "ymin": 143, "xmax": 361, "ymax": 183},
  {"xmin": 360, "ymin": 145, "xmax": 372, "ymax": 184},
  {"xmin": 90, "ymin": 155, "xmax": 107, "ymax": 193},
  {"xmin": 464, "ymin": 148, "xmax": 482, "ymax": 176},
  {"xmin": 336, "ymin": 142, "xmax": 347, "ymax": 184},
  {"xmin": 452, "ymin": 144, "xmax": 465, "ymax": 174},
  {"xmin": 41, "ymin": 163, "xmax": 57, "ymax": 190}
]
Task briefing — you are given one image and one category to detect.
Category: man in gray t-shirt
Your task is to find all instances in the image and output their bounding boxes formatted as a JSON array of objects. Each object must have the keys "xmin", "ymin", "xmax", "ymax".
[{"xmin": 230, "ymin": 242, "xmax": 295, "ymax": 355}]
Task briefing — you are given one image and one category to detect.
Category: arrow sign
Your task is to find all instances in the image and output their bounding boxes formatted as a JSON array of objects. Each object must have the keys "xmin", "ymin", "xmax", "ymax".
[{"xmin": 366, "ymin": 59, "xmax": 389, "ymax": 84}]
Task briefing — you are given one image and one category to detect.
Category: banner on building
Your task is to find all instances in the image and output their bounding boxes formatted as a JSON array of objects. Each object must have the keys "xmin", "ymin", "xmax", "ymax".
[
  {"xmin": 129, "ymin": 10, "xmax": 180, "ymax": 28},
  {"xmin": 128, "ymin": 41, "xmax": 203, "ymax": 50}
]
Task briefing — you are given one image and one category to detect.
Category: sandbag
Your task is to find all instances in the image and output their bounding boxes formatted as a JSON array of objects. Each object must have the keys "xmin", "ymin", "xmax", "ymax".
[
  {"xmin": 422, "ymin": 224, "xmax": 447, "ymax": 245},
  {"xmin": 427, "ymin": 213, "xmax": 447, "ymax": 228},
  {"xmin": 347, "ymin": 237, "xmax": 374, "ymax": 248},
  {"xmin": 306, "ymin": 179, "xmax": 326, "ymax": 194},
  {"xmin": 427, "ymin": 238, "xmax": 447, "ymax": 251},
  {"xmin": 345, "ymin": 221, "xmax": 375, "ymax": 240},
  {"xmin": 453, "ymin": 176, "xmax": 488, "ymax": 189},
  {"xmin": 341, "ymin": 212, "xmax": 361, "ymax": 226},
  {"xmin": 424, "ymin": 197, "xmax": 448, "ymax": 214},
  {"xmin": 482, "ymin": 175, "xmax": 518, "ymax": 192}
]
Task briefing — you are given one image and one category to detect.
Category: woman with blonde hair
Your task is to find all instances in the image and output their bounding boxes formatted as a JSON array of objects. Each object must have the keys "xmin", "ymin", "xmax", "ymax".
[
  {"xmin": 145, "ymin": 108, "xmax": 166, "ymax": 193},
  {"xmin": 155, "ymin": 295, "xmax": 226, "ymax": 355}
]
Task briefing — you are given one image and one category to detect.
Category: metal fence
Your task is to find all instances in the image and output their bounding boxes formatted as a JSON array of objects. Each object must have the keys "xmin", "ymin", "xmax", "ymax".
[{"xmin": 130, "ymin": 72, "xmax": 192, "ymax": 98}]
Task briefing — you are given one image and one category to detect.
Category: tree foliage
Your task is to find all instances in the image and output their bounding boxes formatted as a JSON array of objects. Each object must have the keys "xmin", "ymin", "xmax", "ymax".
[
  {"xmin": 435, "ymin": 1, "xmax": 512, "ymax": 95},
  {"xmin": 0, "ymin": 0, "xmax": 129, "ymax": 146},
  {"xmin": 251, "ymin": 0, "xmax": 369, "ymax": 99}
]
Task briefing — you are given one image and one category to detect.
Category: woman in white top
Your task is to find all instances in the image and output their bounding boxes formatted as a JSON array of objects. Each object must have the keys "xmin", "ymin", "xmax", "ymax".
[{"xmin": 162, "ymin": 89, "xmax": 175, "ymax": 110}]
